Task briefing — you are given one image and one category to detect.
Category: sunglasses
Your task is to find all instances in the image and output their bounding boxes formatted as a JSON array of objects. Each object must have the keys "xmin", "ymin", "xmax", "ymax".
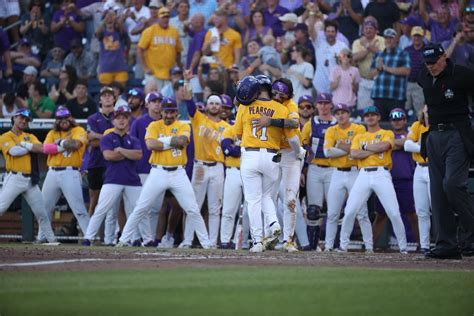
[
  {"xmin": 389, "ymin": 112, "xmax": 406, "ymax": 120},
  {"xmin": 299, "ymin": 104, "xmax": 312, "ymax": 110}
]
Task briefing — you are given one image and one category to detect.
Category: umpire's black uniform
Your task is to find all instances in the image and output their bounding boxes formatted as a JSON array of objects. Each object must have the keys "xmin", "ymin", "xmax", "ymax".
[{"xmin": 418, "ymin": 44, "xmax": 474, "ymax": 259}]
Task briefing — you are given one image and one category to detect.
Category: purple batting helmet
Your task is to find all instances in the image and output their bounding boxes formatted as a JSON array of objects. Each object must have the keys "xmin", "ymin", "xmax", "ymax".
[
  {"xmin": 236, "ymin": 76, "xmax": 260, "ymax": 105},
  {"xmin": 389, "ymin": 108, "xmax": 407, "ymax": 120}
]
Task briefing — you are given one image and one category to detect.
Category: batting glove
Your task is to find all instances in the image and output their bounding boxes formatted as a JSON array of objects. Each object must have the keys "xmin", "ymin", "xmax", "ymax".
[{"xmin": 19, "ymin": 141, "xmax": 33, "ymax": 151}]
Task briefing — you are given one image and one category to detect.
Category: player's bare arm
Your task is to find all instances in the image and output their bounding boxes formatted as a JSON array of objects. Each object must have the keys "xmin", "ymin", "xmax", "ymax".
[
  {"xmin": 170, "ymin": 136, "xmax": 188, "ymax": 149},
  {"xmin": 350, "ymin": 148, "xmax": 373, "ymax": 159},
  {"xmin": 102, "ymin": 149, "xmax": 124, "ymax": 161},
  {"xmin": 365, "ymin": 141, "xmax": 391, "ymax": 153},
  {"xmin": 58, "ymin": 139, "xmax": 82, "ymax": 152},
  {"xmin": 114, "ymin": 147, "xmax": 142, "ymax": 161},
  {"xmin": 335, "ymin": 141, "xmax": 351, "ymax": 153}
]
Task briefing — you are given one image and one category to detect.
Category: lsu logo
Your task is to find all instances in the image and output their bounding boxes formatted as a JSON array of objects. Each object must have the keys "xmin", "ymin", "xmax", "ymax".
[
  {"xmin": 171, "ymin": 128, "xmax": 177, "ymax": 134},
  {"xmin": 24, "ymin": 136, "xmax": 30, "ymax": 141},
  {"xmin": 375, "ymin": 134, "xmax": 382, "ymax": 139},
  {"xmin": 348, "ymin": 131, "xmax": 353, "ymax": 137},
  {"xmin": 219, "ymin": 126, "xmax": 225, "ymax": 132}
]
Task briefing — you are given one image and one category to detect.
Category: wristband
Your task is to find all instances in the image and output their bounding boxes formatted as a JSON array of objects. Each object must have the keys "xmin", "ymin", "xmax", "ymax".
[{"xmin": 270, "ymin": 119, "xmax": 285, "ymax": 128}]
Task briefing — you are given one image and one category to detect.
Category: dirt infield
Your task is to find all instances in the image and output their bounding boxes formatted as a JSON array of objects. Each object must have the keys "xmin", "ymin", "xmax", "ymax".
[{"xmin": 0, "ymin": 243, "xmax": 473, "ymax": 272}]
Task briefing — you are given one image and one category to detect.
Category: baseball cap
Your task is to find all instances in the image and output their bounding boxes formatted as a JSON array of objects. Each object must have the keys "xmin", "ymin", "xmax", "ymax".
[
  {"xmin": 100, "ymin": 86, "xmax": 115, "ymax": 96},
  {"xmin": 279, "ymin": 13, "xmax": 298, "ymax": 24},
  {"xmin": 149, "ymin": 0, "xmax": 161, "ymax": 8},
  {"xmin": 316, "ymin": 93, "xmax": 332, "ymax": 103},
  {"xmin": 114, "ymin": 104, "xmax": 131, "ymax": 115},
  {"xmin": 161, "ymin": 97, "xmax": 178, "ymax": 111},
  {"xmin": 14, "ymin": 108, "xmax": 33, "ymax": 121},
  {"xmin": 298, "ymin": 95, "xmax": 314, "ymax": 105},
  {"xmin": 19, "ymin": 38, "xmax": 31, "ymax": 46},
  {"xmin": 411, "ymin": 26, "xmax": 424, "ymax": 37},
  {"xmin": 294, "ymin": 23, "xmax": 308, "ymax": 32},
  {"xmin": 363, "ymin": 20, "xmax": 378, "ymax": 29},
  {"xmin": 220, "ymin": 94, "xmax": 233, "ymax": 108},
  {"xmin": 55, "ymin": 106, "xmax": 71, "ymax": 119},
  {"xmin": 145, "ymin": 91, "xmax": 163, "ymax": 103},
  {"xmin": 23, "ymin": 66, "xmax": 38, "ymax": 76},
  {"xmin": 128, "ymin": 87, "xmax": 145, "ymax": 100},
  {"xmin": 383, "ymin": 28, "xmax": 397, "ymax": 38},
  {"xmin": 332, "ymin": 103, "xmax": 350, "ymax": 114},
  {"xmin": 170, "ymin": 66, "xmax": 182, "ymax": 75},
  {"xmin": 158, "ymin": 7, "xmax": 170, "ymax": 18},
  {"xmin": 389, "ymin": 108, "xmax": 407, "ymax": 120},
  {"xmin": 207, "ymin": 95, "xmax": 222, "ymax": 105},
  {"xmin": 362, "ymin": 105, "xmax": 380, "ymax": 116},
  {"xmin": 422, "ymin": 44, "xmax": 445, "ymax": 64}
]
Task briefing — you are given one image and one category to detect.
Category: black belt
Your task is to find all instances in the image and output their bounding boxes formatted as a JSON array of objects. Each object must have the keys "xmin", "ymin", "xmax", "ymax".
[
  {"xmin": 417, "ymin": 162, "xmax": 429, "ymax": 167},
  {"xmin": 364, "ymin": 167, "xmax": 389, "ymax": 172},
  {"xmin": 244, "ymin": 147, "xmax": 279, "ymax": 154},
  {"xmin": 152, "ymin": 165, "xmax": 179, "ymax": 171},
  {"xmin": 226, "ymin": 166, "xmax": 240, "ymax": 170},
  {"xmin": 194, "ymin": 160, "xmax": 217, "ymax": 167},
  {"xmin": 316, "ymin": 164, "xmax": 330, "ymax": 168},
  {"xmin": 337, "ymin": 167, "xmax": 352, "ymax": 172},
  {"xmin": 10, "ymin": 171, "xmax": 31, "ymax": 177},
  {"xmin": 51, "ymin": 167, "xmax": 79, "ymax": 171}
]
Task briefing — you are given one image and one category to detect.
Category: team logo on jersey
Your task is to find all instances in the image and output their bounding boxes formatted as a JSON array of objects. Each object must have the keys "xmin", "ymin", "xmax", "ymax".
[
  {"xmin": 219, "ymin": 126, "xmax": 225, "ymax": 132},
  {"xmin": 348, "ymin": 131, "xmax": 353, "ymax": 137},
  {"xmin": 375, "ymin": 134, "xmax": 382, "ymax": 139},
  {"xmin": 171, "ymin": 128, "xmax": 177, "ymax": 134},
  {"xmin": 24, "ymin": 136, "xmax": 30, "ymax": 141},
  {"xmin": 444, "ymin": 89, "xmax": 454, "ymax": 99}
]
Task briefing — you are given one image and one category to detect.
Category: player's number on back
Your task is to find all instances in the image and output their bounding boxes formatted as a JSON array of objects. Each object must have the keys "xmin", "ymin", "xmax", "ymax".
[{"xmin": 251, "ymin": 127, "xmax": 268, "ymax": 141}]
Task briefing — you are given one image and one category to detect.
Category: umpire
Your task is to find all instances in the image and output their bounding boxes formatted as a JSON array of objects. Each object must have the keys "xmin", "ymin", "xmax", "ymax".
[{"xmin": 418, "ymin": 44, "xmax": 474, "ymax": 259}]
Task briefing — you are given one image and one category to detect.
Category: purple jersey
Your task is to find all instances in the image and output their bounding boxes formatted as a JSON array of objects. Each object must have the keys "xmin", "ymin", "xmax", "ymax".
[
  {"xmin": 100, "ymin": 132, "xmax": 142, "ymax": 186},
  {"xmin": 310, "ymin": 116, "xmax": 337, "ymax": 159},
  {"xmin": 129, "ymin": 114, "xmax": 154, "ymax": 174},
  {"xmin": 390, "ymin": 132, "xmax": 415, "ymax": 180},
  {"xmin": 86, "ymin": 112, "xmax": 114, "ymax": 169},
  {"xmin": 52, "ymin": 10, "xmax": 83, "ymax": 51},
  {"xmin": 264, "ymin": 5, "xmax": 290, "ymax": 38}
]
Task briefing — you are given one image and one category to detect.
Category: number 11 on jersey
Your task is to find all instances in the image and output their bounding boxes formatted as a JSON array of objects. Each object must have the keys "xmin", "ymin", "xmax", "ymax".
[{"xmin": 252, "ymin": 126, "xmax": 268, "ymax": 141}]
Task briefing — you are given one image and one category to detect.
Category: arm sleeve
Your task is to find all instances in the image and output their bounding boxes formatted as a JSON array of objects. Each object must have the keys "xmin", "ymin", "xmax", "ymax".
[
  {"xmin": 129, "ymin": 119, "xmax": 139, "ymax": 138},
  {"xmin": 233, "ymin": 107, "xmax": 244, "ymax": 137},
  {"xmin": 8, "ymin": 146, "xmax": 29, "ymax": 157},
  {"xmin": 72, "ymin": 127, "xmax": 88, "ymax": 145},
  {"xmin": 404, "ymin": 139, "xmax": 421, "ymax": 153},
  {"xmin": 221, "ymin": 138, "xmax": 241, "ymax": 157},
  {"xmin": 131, "ymin": 136, "xmax": 142, "ymax": 150},
  {"xmin": 44, "ymin": 131, "xmax": 54, "ymax": 145},
  {"xmin": 301, "ymin": 121, "xmax": 310, "ymax": 146},
  {"xmin": 185, "ymin": 99, "xmax": 197, "ymax": 118},
  {"xmin": 179, "ymin": 123, "xmax": 191, "ymax": 140},
  {"xmin": 138, "ymin": 27, "xmax": 151, "ymax": 49},
  {"xmin": 324, "ymin": 147, "xmax": 348, "ymax": 158}
]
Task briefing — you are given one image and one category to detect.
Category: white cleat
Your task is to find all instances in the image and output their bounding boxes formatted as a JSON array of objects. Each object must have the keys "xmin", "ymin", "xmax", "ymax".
[
  {"xmin": 249, "ymin": 242, "xmax": 265, "ymax": 253},
  {"xmin": 178, "ymin": 242, "xmax": 192, "ymax": 249},
  {"xmin": 157, "ymin": 235, "xmax": 175, "ymax": 249},
  {"xmin": 283, "ymin": 241, "xmax": 299, "ymax": 253},
  {"xmin": 263, "ymin": 223, "xmax": 281, "ymax": 250},
  {"xmin": 365, "ymin": 249, "xmax": 375, "ymax": 254},
  {"xmin": 324, "ymin": 247, "xmax": 334, "ymax": 253},
  {"xmin": 336, "ymin": 248, "xmax": 348, "ymax": 253},
  {"xmin": 400, "ymin": 250, "xmax": 409, "ymax": 255},
  {"xmin": 115, "ymin": 241, "xmax": 131, "ymax": 248},
  {"xmin": 43, "ymin": 242, "xmax": 61, "ymax": 246}
]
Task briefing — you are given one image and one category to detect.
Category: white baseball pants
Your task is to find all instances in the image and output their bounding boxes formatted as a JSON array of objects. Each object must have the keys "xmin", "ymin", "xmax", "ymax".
[
  {"xmin": 192, "ymin": 161, "xmax": 224, "ymax": 246},
  {"xmin": 220, "ymin": 167, "xmax": 243, "ymax": 244},
  {"xmin": 325, "ymin": 168, "xmax": 373, "ymax": 250},
  {"xmin": 139, "ymin": 173, "xmax": 160, "ymax": 239},
  {"xmin": 38, "ymin": 169, "xmax": 90, "ymax": 241},
  {"xmin": 340, "ymin": 167, "xmax": 407, "ymax": 251},
  {"xmin": 241, "ymin": 149, "xmax": 280, "ymax": 244},
  {"xmin": 413, "ymin": 164, "xmax": 431, "ymax": 249},
  {"xmin": 0, "ymin": 173, "xmax": 56, "ymax": 242},
  {"xmin": 306, "ymin": 164, "xmax": 334, "ymax": 207},
  {"xmin": 120, "ymin": 167, "xmax": 211, "ymax": 247}
]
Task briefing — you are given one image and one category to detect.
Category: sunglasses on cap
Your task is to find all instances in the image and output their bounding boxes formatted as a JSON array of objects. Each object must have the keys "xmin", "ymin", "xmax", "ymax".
[
  {"xmin": 128, "ymin": 89, "xmax": 140, "ymax": 96},
  {"xmin": 100, "ymin": 87, "xmax": 114, "ymax": 94},
  {"xmin": 389, "ymin": 111, "xmax": 406, "ymax": 120},
  {"xmin": 16, "ymin": 109, "xmax": 32, "ymax": 119}
]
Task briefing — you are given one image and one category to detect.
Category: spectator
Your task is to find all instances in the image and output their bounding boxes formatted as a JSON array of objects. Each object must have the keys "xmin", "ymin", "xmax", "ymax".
[
  {"xmin": 293, "ymin": 23, "xmax": 316, "ymax": 67},
  {"xmin": 329, "ymin": 48, "xmax": 360, "ymax": 111},
  {"xmin": 198, "ymin": 60, "xmax": 226, "ymax": 96},
  {"xmin": 138, "ymin": 6, "xmax": 182, "ymax": 91},
  {"xmin": 16, "ymin": 66, "xmax": 37, "ymax": 101},
  {"xmin": 208, "ymin": 0, "xmax": 247, "ymax": 34},
  {"xmin": 420, "ymin": 0, "xmax": 458, "ymax": 44},
  {"xmin": 189, "ymin": 0, "xmax": 217, "ymax": 24},
  {"xmin": 443, "ymin": 26, "xmax": 474, "ymax": 67},
  {"xmin": 110, "ymin": 81, "xmax": 128, "ymax": 108},
  {"xmin": 243, "ymin": 10, "xmax": 272, "ymax": 47},
  {"xmin": 51, "ymin": 0, "xmax": 85, "ymax": 52},
  {"xmin": 363, "ymin": 0, "xmax": 400, "ymax": 34},
  {"xmin": 287, "ymin": 45, "xmax": 314, "ymax": 102},
  {"xmin": 28, "ymin": 80, "xmax": 55, "ymax": 118},
  {"xmin": 309, "ymin": 19, "xmax": 348, "ymax": 94},
  {"xmin": 40, "ymin": 45, "xmax": 65, "ymax": 88},
  {"xmin": 352, "ymin": 19, "xmax": 385, "ymax": 111},
  {"xmin": 65, "ymin": 79, "xmax": 97, "ymax": 119},
  {"xmin": 0, "ymin": 27, "xmax": 12, "ymax": 84},
  {"xmin": 19, "ymin": 0, "xmax": 51, "ymax": 58},
  {"xmin": 264, "ymin": 0, "xmax": 290, "ymax": 38},
  {"xmin": 185, "ymin": 13, "xmax": 206, "ymax": 96},
  {"xmin": 1, "ymin": 92, "xmax": 18, "ymax": 118},
  {"xmin": 162, "ymin": 66, "xmax": 183, "ymax": 98},
  {"xmin": 64, "ymin": 38, "xmax": 97, "ymax": 80},
  {"xmin": 203, "ymin": 9, "xmax": 242, "ymax": 69},
  {"xmin": 225, "ymin": 65, "xmax": 239, "ymax": 99},
  {"xmin": 10, "ymin": 39, "xmax": 41, "ymax": 79},
  {"xmin": 369, "ymin": 28, "xmax": 411, "ymax": 120},
  {"xmin": 278, "ymin": 13, "xmax": 297, "ymax": 51},
  {"xmin": 0, "ymin": 0, "xmax": 20, "ymax": 43},
  {"xmin": 258, "ymin": 35, "xmax": 282, "ymax": 75},
  {"xmin": 170, "ymin": 0, "xmax": 191, "ymax": 67},
  {"xmin": 404, "ymin": 26, "xmax": 426, "ymax": 115},
  {"xmin": 331, "ymin": 0, "xmax": 364, "ymax": 45},
  {"xmin": 49, "ymin": 65, "xmax": 77, "ymax": 107},
  {"xmin": 398, "ymin": 17, "xmax": 414, "ymax": 50},
  {"xmin": 96, "ymin": 8, "xmax": 129, "ymax": 87},
  {"xmin": 239, "ymin": 39, "xmax": 262, "ymax": 76}
]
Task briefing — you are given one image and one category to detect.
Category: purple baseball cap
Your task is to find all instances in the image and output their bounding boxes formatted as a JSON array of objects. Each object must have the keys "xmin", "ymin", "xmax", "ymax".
[
  {"xmin": 114, "ymin": 104, "xmax": 131, "ymax": 115},
  {"xmin": 316, "ymin": 93, "xmax": 333, "ymax": 103},
  {"xmin": 294, "ymin": 23, "xmax": 308, "ymax": 32},
  {"xmin": 128, "ymin": 87, "xmax": 145, "ymax": 101},
  {"xmin": 55, "ymin": 106, "xmax": 71, "ymax": 119},
  {"xmin": 14, "ymin": 108, "xmax": 33, "ymax": 121},
  {"xmin": 220, "ymin": 94, "xmax": 233, "ymax": 108},
  {"xmin": 332, "ymin": 103, "xmax": 350, "ymax": 114},
  {"xmin": 389, "ymin": 108, "xmax": 407, "ymax": 120},
  {"xmin": 271, "ymin": 81, "xmax": 290, "ymax": 95},
  {"xmin": 161, "ymin": 97, "xmax": 178, "ymax": 111},
  {"xmin": 145, "ymin": 92, "xmax": 163, "ymax": 103},
  {"xmin": 170, "ymin": 66, "xmax": 183, "ymax": 75},
  {"xmin": 298, "ymin": 95, "xmax": 314, "ymax": 105}
]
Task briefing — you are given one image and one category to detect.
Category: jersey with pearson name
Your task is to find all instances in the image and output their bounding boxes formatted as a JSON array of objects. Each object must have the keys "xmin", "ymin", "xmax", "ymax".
[
  {"xmin": 146, "ymin": 120, "xmax": 191, "ymax": 166},
  {"xmin": 0, "ymin": 131, "xmax": 41, "ymax": 173},
  {"xmin": 324, "ymin": 123, "xmax": 366, "ymax": 168},
  {"xmin": 44, "ymin": 126, "xmax": 87, "ymax": 168},
  {"xmin": 234, "ymin": 98, "xmax": 296, "ymax": 150},
  {"xmin": 351, "ymin": 128, "xmax": 395, "ymax": 169},
  {"xmin": 221, "ymin": 125, "xmax": 240, "ymax": 168},
  {"xmin": 407, "ymin": 121, "xmax": 428, "ymax": 164},
  {"xmin": 280, "ymin": 99, "xmax": 301, "ymax": 150},
  {"xmin": 190, "ymin": 111, "xmax": 229, "ymax": 163}
]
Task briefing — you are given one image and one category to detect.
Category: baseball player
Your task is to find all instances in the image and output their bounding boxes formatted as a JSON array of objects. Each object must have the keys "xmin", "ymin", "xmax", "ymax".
[
  {"xmin": 323, "ymin": 103, "xmax": 373, "ymax": 252},
  {"xmin": 130, "ymin": 92, "xmax": 163, "ymax": 239},
  {"xmin": 86, "ymin": 86, "xmax": 115, "ymax": 216},
  {"xmin": 0, "ymin": 109, "xmax": 58, "ymax": 245},
  {"xmin": 233, "ymin": 76, "xmax": 304, "ymax": 252},
  {"xmin": 185, "ymin": 85, "xmax": 230, "ymax": 247},
  {"xmin": 339, "ymin": 106, "xmax": 407, "ymax": 254},
  {"xmin": 83, "ymin": 104, "xmax": 153, "ymax": 246},
  {"xmin": 118, "ymin": 97, "xmax": 212, "ymax": 249},
  {"xmin": 219, "ymin": 94, "xmax": 234, "ymax": 122},
  {"xmin": 37, "ymin": 107, "xmax": 90, "ymax": 241},
  {"xmin": 404, "ymin": 105, "xmax": 431, "ymax": 253},
  {"xmin": 127, "ymin": 87, "xmax": 146, "ymax": 119}
]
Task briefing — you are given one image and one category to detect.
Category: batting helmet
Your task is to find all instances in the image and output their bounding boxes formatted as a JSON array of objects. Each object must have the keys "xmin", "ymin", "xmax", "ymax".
[
  {"xmin": 255, "ymin": 74, "xmax": 272, "ymax": 95},
  {"xmin": 306, "ymin": 204, "xmax": 323, "ymax": 221},
  {"xmin": 236, "ymin": 76, "xmax": 260, "ymax": 105}
]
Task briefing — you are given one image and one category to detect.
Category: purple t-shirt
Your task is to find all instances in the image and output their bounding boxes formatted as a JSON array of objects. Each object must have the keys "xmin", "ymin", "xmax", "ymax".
[
  {"xmin": 52, "ymin": 10, "xmax": 83, "ymax": 51},
  {"xmin": 75, "ymin": 0, "xmax": 99, "ymax": 9},
  {"xmin": 404, "ymin": 44, "xmax": 424, "ymax": 82},
  {"xmin": 98, "ymin": 29, "xmax": 128, "ymax": 73},
  {"xmin": 442, "ymin": 40, "xmax": 474, "ymax": 68},
  {"xmin": 187, "ymin": 29, "xmax": 206, "ymax": 74},
  {"xmin": 264, "ymin": 5, "xmax": 289, "ymax": 38},
  {"xmin": 0, "ymin": 28, "xmax": 10, "ymax": 71},
  {"xmin": 129, "ymin": 114, "xmax": 154, "ymax": 174},
  {"xmin": 100, "ymin": 132, "xmax": 142, "ymax": 186},
  {"xmin": 390, "ymin": 132, "xmax": 415, "ymax": 180},
  {"xmin": 87, "ymin": 112, "xmax": 114, "ymax": 169},
  {"xmin": 427, "ymin": 17, "xmax": 458, "ymax": 44}
]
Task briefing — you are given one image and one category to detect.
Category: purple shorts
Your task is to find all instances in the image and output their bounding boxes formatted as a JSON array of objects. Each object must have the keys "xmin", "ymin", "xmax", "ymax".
[{"xmin": 374, "ymin": 179, "xmax": 415, "ymax": 214}]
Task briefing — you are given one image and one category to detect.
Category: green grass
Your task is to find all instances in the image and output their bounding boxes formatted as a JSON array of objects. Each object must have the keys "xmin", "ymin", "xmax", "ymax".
[{"xmin": 0, "ymin": 267, "xmax": 473, "ymax": 316}]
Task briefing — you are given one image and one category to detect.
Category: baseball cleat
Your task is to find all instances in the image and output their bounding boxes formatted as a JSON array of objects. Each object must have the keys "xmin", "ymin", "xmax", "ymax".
[
  {"xmin": 324, "ymin": 247, "xmax": 334, "ymax": 253},
  {"xmin": 283, "ymin": 241, "xmax": 299, "ymax": 253},
  {"xmin": 43, "ymin": 242, "xmax": 61, "ymax": 246},
  {"xmin": 336, "ymin": 248, "xmax": 348, "ymax": 253},
  {"xmin": 115, "ymin": 241, "xmax": 131, "ymax": 248},
  {"xmin": 400, "ymin": 249, "xmax": 409, "ymax": 255},
  {"xmin": 424, "ymin": 249, "xmax": 462, "ymax": 260},
  {"xmin": 178, "ymin": 242, "xmax": 192, "ymax": 249},
  {"xmin": 300, "ymin": 245, "xmax": 313, "ymax": 251},
  {"xmin": 81, "ymin": 239, "xmax": 91, "ymax": 246},
  {"xmin": 157, "ymin": 235, "xmax": 175, "ymax": 249},
  {"xmin": 263, "ymin": 222, "xmax": 281, "ymax": 250},
  {"xmin": 365, "ymin": 249, "xmax": 374, "ymax": 254},
  {"xmin": 249, "ymin": 242, "xmax": 265, "ymax": 253}
]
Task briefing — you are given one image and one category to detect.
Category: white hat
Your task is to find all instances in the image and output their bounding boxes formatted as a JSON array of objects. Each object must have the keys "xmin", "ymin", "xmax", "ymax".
[
  {"xmin": 207, "ymin": 95, "xmax": 222, "ymax": 106},
  {"xmin": 149, "ymin": 0, "xmax": 161, "ymax": 8},
  {"xmin": 278, "ymin": 13, "xmax": 298, "ymax": 24},
  {"xmin": 23, "ymin": 66, "xmax": 38, "ymax": 76}
]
